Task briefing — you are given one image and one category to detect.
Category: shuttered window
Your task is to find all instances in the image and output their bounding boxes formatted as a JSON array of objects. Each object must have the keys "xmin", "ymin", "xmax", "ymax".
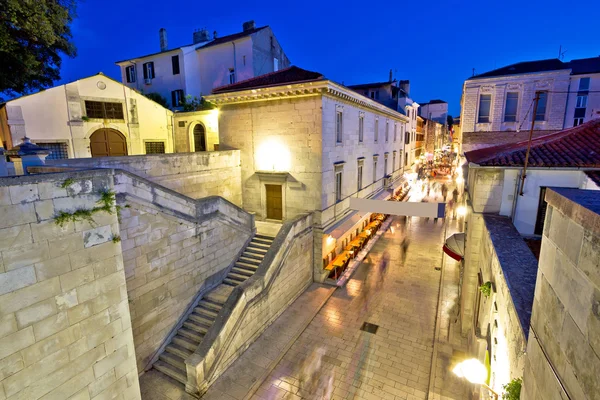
[
  {"xmin": 172, "ymin": 55, "xmax": 180, "ymax": 75},
  {"xmin": 534, "ymin": 187, "xmax": 548, "ymax": 235},
  {"xmin": 171, "ymin": 90, "xmax": 184, "ymax": 107},
  {"xmin": 84, "ymin": 101, "xmax": 124, "ymax": 120},
  {"xmin": 143, "ymin": 62, "xmax": 155, "ymax": 79}
]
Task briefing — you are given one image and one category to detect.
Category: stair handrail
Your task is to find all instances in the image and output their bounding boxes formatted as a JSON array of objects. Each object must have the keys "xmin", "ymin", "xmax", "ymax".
[{"xmin": 185, "ymin": 212, "xmax": 314, "ymax": 396}]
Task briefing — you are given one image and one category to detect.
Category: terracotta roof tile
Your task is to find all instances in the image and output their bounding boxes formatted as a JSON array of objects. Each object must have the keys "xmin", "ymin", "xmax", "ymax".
[
  {"xmin": 464, "ymin": 119, "xmax": 600, "ymax": 168},
  {"xmin": 211, "ymin": 66, "xmax": 325, "ymax": 93}
]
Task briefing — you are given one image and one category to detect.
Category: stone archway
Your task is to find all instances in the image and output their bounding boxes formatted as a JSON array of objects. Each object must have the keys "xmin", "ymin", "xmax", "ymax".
[
  {"xmin": 192, "ymin": 123, "xmax": 206, "ymax": 152},
  {"xmin": 90, "ymin": 129, "xmax": 127, "ymax": 157}
]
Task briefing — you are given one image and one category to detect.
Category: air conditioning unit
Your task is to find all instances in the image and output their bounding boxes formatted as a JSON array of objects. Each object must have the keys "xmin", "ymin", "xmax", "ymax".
[{"xmin": 144, "ymin": 78, "xmax": 152, "ymax": 85}]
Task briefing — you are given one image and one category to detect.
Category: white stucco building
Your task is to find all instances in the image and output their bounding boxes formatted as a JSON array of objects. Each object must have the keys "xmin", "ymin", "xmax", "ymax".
[
  {"xmin": 115, "ymin": 21, "xmax": 290, "ymax": 109},
  {"xmin": 0, "ymin": 73, "xmax": 174, "ymax": 158},
  {"xmin": 460, "ymin": 56, "xmax": 600, "ymax": 152},
  {"xmin": 418, "ymin": 99, "xmax": 448, "ymax": 125},
  {"xmin": 205, "ymin": 66, "xmax": 410, "ymax": 280}
]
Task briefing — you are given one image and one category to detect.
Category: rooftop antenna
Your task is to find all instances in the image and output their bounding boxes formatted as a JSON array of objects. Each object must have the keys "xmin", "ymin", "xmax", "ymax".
[
  {"xmin": 472, "ymin": 68, "xmax": 476, "ymax": 77},
  {"xmin": 558, "ymin": 45, "xmax": 567, "ymax": 60}
]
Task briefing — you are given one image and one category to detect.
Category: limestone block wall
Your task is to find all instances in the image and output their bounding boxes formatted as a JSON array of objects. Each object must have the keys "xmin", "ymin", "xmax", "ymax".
[
  {"xmin": 461, "ymin": 206, "xmax": 484, "ymax": 335},
  {"xmin": 46, "ymin": 151, "xmax": 242, "ymax": 205},
  {"xmin": 172, "ymin": 110, "xmax": 219, "ymax": 153},
  {"xmin": 522, "ymin": 189, "xmax": 600, "ymax": 400},
  {"xmin": 187, "ymin": 213, "xmax": 314, "ymax": 396},
  {"xmin": 218, "ymin": 97, "xmax": 323, "ymax": 221},
  {"xmin": 0, "ymin": 170, "xmax": 140, "ymax": 400},
  {"xmin": 468, "ymin": 168, "xmax": 504, "ymax": 213},
  {"xmin": 112, "ymin": 171, "xmax": 253, "ymax": 372}
]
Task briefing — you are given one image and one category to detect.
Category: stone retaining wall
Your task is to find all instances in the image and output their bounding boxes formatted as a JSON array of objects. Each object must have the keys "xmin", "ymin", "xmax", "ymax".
[
  {"xmin": 186, "ymin": 213, "xmax": 314, "ymax": 396},
  {"xmin": 46, "ymin": 151, "xmax": 242, "ymax": 205},
  {"xmin": 0, "ymin": 170, "xmax": 141, "ymax": 400}
]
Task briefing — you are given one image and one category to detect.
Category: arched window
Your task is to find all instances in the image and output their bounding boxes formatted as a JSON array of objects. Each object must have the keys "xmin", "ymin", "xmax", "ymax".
[{"xmin": 193, "ymin": 124, "xmax": 206, "ymax": 152}]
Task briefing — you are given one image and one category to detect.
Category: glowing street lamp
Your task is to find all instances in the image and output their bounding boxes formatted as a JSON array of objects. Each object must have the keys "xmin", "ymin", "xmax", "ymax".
[
  {"xmin": 456, "ymin": 206, "xmax": 467, "ymax": 218},
  {"xmin": 453, "ymin": 359, "xmax": 498, "ymax": 399}
]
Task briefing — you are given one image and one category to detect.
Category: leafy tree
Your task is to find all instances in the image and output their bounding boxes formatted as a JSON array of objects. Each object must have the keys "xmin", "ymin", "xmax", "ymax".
[
  {"xmin": 144, "ymin": 92, "xmax": 169, "ymax": 108},
  {"xmin": 0, "ymin": 0, "xmax": 77, "ymax": 99},
  {"xmin": 181, "ymin": 95, "xmax": 215, "ymax": 112}
]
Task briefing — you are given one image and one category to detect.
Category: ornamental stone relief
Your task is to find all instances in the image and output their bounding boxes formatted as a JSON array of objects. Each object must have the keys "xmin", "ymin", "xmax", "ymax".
[
  {"xmin": 480, "ymin": 86, "xmax": 494, "ymax": 93},
  {"xmin": 535, "ymin": 80, "xmax": 552, "ymax": 88}
]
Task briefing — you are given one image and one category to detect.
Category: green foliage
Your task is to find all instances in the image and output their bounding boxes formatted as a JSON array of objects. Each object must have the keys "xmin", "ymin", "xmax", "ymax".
[
  {"xmin": 0, "ymin": 0, "xmax": 77, "ymax": 98},
  {"xmin": 61, "ymin": 178, "xmax": 75, "ymax": 188},
  {"xmin": 502, "ymin": 378, "xmax": 522, "ymax": 400},
  {"xmin": 144, "ymin": 92, "xmax": 169, "ymax": 108},
  {"xmin": 479, "ymin": 281, "xmax": 492, "ymax": 297},
  {"xmin": 181, "ymin": 95, "xmax": 216, "ymax": 112},
  {"xmin": 111, "ymin": 235, "xmax": 121, "ymax": 243},
  {"xmin": 81, "ymin": 115, "xmax": 90, "ymax": 121},
  {"xmin": 54, "ymin": 188, "xmax": 117, "ymax": 227}
]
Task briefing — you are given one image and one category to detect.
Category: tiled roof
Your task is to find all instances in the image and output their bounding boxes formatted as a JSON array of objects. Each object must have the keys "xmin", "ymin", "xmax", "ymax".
[
  {"xmin": 198, "ymin": 26, "xmax": 267, "ymax": 49},
  {"xmin": 464, "ymin": 119, "xmax": 600, "ymax": 167},
  {"xmin": 468, "ymin": 58, "xmax": 569, "ymax": 80},
  {"xmin": 211, "ymin": 66, "xmax": 325, "ymax": 94},
  {"xmin": 347, "ymin": 81, "xmax": 394, "ymax": 90},
  {"xmin": 421, "ymin": 99, "xmax": 447, "ymax": 105},
  {"xmin": 568, "ymin": 56, "xmax": 600, "ymax": 75},
  {"xmin": 586, "ymin": 171, "xmax": 600, "ymax": 187}
]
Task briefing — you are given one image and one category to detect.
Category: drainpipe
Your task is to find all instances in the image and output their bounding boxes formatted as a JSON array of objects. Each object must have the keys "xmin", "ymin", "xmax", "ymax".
[
  {"xmin": 510, "ymin": 170, "xmax": 521, "ymax": 224},
  {"xmin": 562, "ymin": 79, "xmax": 572, "ymax": 129},
  {"xmin": 63, "ymin": 85, "xmax": 76, "ymax": 158},
  {"xmin": 232, "ymin": 42, "xmax": 237, "ymax": 83}
]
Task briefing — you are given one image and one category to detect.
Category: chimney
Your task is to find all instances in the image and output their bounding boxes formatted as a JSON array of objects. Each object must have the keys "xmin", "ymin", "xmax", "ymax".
[
  {"xmin": 243, "ymin": 20, "xmax": 256, "ymax": 32},
  {"xmin": 389, "ymin": 69, "xmax": 393, "ymax": 83},
  {"xmin": 159, "ymin": 28, "xmax": 167, "ymax": 52},
  {"xmin": 399, "ymin": 80, "xmax": 410, "ymax": 96},
  {"xmin": 193, "ymin": 28, "xmax": 210, "ymax": 44},
  {"xmin": 213, "ymin": 30, "xmax": 218, "ymax": 39}
]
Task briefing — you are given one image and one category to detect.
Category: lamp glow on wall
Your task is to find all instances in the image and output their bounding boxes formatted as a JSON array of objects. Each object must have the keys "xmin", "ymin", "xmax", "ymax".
[
  {"xmin": 256, "ymin": 139, "xmax": 291, "ymax": 172},
  {"xmin": 453, "ymin": 358, "xmax": 499, "ymax": 399}
]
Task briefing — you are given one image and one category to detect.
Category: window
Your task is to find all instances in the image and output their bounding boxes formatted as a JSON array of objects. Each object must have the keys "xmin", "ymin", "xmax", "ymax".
[
  {"xmin": 373, "ymin": 159, "xmax": 377, "ymax": 183},
  {"xmin": 579, "ymin": 77, "xmax": 591, "ymax": 91},
  {"xmin": 405, "ymin": 130, "xmax": 410, "ymax": 145},
  {"xmin": 243, "ymin": 55, "xmax": 246, "ymax": 66},
  {"xmin": 374, "ymin": 118, "xmax": 379, "ymax": 142},
  {"xmin": 576, "ymin": 95, "xmax": 588, "ymax": 108},
  {"xmin": 84, "ymin": 101, "xmax": 124, "ymax": 120},
  {"xmin": 229, "ymin": 69, "xmax": 236, "ymax": 84},
  {"xmin": 125, "ymin": 65, "xmax": 136, "ymax": 83},
  {"xmin": 143, "ymin": 62, "xmax": 155, "ymax": 80},
  {"xmin": 274, "ymin": 58, "xmax": 279, "ymax": 71},
  {"xmin": 336, "ymin": 110, "xmax": 343, "ymax": 143},
  {"xmin": 145, "ymin": 142, "xmax": 165, "ymax": 154},
  {"xmin": 171, "ymin": 90, "xmax": 184, "ymax": 107},
  {"xmin": 358, "ymin": 115, "xmax": 364, "ymax": 143},
  {"xmin": 478, "ymin": 94, "xmax": 491, "ymax": 123},
  {"xmin": 394, "ymin": 123, "xmax": 397, "ymax": 142},
  {"xmin": 384, "ymin": 154, "xmax": 388, "ymax": 176},
  {"xmin": 385, "ymin": 120, "xmax": 389, "ymax": 142},
  {"xmin": 369, "ymin": 90, "xmax": 379, "ymax": 100},
  {"xmin": 357, "ymin": 165, "xmax": 363, "ymax": 191},
  {"xmin": 37, "ymin": 142, "xmax": 69, "ymax": 160},
  {"xmin": 393, "ymin": 152, "xmax": 396, "ymax": 171},
  {"xmin": 574, "ymin": 118, "xmax": 585, "ymax": 126},
  {"xmin": 335, "ymin": 171, "xmax": 342, "ymax": 202},
  {"xmin": 504, "ymin": 92, "xmax": 518, "ymax": 122},
  {"xmin": 404, "ymin": 153, "xmax": 408, "ymax": 166},
  {"xmin": 535, "ymin": 92, "xmax": 547, "ymax": 121},
  {"xmin": 172, "ymin": 55, "xmax": 180, "ymax": 75}
]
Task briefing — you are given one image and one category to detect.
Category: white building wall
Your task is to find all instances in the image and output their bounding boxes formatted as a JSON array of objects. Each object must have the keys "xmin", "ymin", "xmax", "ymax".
[
  {"xmin": 5, "ymin": 75, "xmax": 173, "ymax": 158},
  {"xmin": 564, "ymin": 73, "xmax": 600, "ymax": 128},
  {"xmin": 198, "ymin": 38, "xmax": 254, "ymax": 95},
  {"xmin": 420, "ymin": 102, "xmax": 448, "ymax": 123},
  {"xmin": 461, "ymin": 71, "xmax": 571, "ymax": 134}
]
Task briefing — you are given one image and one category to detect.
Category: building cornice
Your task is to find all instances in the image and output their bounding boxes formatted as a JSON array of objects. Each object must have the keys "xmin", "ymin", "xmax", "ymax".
[
  {"xmin": 205, "ymin": 80, "xmax": 409, "ymax": 122},
  {"xmin": 464, "ymin": 69, "xmax": 571, "ymax": 85}
]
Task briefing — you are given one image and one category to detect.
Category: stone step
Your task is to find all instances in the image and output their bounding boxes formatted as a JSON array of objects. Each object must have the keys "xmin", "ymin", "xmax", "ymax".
[
  {"xmin": 178, "ymin": 327, "xmax": 204, "ymax": 342},
  {"xmin": 245, "ymin": 247, "xmax": 268, "ymax": 256},
  {"xmin": 231, "ymin": 267, "xmax": 253, "ymax": 277},
  {"xmin": 241, "ymin": 252, "xmax": 264, "ymax": 261},
  {"xmin": 165, "ymin": 343, "xmax": 193, "ymax": 359},
  {"xmin": 239, "ymin": 255, "xmax": 262, "ymax": 265},
  {"xmin": 154, "ymin": 360, "xmax": 186, "ymax": 385},
  {"xmin": 254, "ymin": 234, "xmax": 275, "ymax": 241},
  {"xmin": 226, "ymin": 272, "xmax": 248, "ymax": 282},
  {"xmin": 197, "ymin": 300, "xmax": 222, "ymax": 313},
  {"xmin": 194, "ymin": 306, "xmax": 218, "ymax": 319},
  {"xmin": 172, "ymin": 335, "xmax": 199, "ymax": 351},
  {"xmin": 223, "ymin": 278, "xmax": 240, "ymax": 287},
  {"xmin": 159, "ymin": 352, "xmax": 186, "ymax": 372},
  {"xmin": 235, "ymin": 261, "xmax": 259, "ymax": 270},
  {"xmin": 252, "ymin": 237, "xmax": 274, "ymax": 246},
  {"xmin": 204, "ymin": 284, "xmax": 233, "ymax": 304},
  {"xmin": 188, "ymin": 312, "xmax": 214, "ymax": 328},
  {"xmin": 183, "ymin": 320, "xmax": 209, "ymax": 335},
  {"xmin": 248, "ymin": 241, "xmax": 270, "ymax": 251}
]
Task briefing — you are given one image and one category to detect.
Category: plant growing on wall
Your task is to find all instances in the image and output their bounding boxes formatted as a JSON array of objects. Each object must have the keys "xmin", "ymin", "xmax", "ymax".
[
  {"xmin": 181, "ymin": 95, "xmax": 215, "ymax": 112},
  {"xmin": 144, "ymin": 92, "xmax": 169, "ymax": 108},
  {"xmin": 502, "ymin": 378, "xmax": 522, "ymax": 399},
  {"xmin": 54, "ymin": 188, "xmax": 117, "ymax": 227},
  {"xmin": 81, "ymin": 115, "xmax": 90, "ymax": 121},
  {"xmin": 479, "ymin": 281, "xmax": 492, "ymax": 297}
]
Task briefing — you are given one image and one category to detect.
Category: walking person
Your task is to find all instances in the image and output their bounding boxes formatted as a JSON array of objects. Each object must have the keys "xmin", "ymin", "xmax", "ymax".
[
  {"xmin": 400, "ymin": 236, "xmax": 410, "ymax": 265},
  {"xmin": 377, "ymin": 251, "xmax": 390, "ymax": 290}
]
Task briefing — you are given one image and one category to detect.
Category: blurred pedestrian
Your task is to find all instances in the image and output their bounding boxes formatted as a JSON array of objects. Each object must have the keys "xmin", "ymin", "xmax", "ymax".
[
  {"xmin": 452, "ymin": 188, "xmax": 459, "ymax": 203},
  {"xmin": 377, "ymin": 251, "xmax": 390, "ymax": 290},
  {"xmin": 400, "ymin": 236, "xmax": 410, "ymax": 265},
  {"xmin": 299, "ymin": 347, "xmax": 327, "ymax": 398}
]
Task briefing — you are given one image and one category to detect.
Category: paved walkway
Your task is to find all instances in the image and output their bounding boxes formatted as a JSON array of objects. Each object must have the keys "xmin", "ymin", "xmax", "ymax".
[{"xmin": 251, "ymin": 213, "xmax": 470, "ymax": 400}]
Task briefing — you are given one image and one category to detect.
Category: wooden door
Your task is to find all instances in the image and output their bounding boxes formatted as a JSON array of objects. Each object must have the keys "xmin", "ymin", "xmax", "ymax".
[
  {"xmin": 265, "ymin": 184, "xmax": 283, "ymax": 220},
  {"xmin": 193, "ymin": 124, "xmax": 206, "ymax": 152},
  {"xmin": 90, "ymin": 129, "xmax": 127, "ymax": 157}
]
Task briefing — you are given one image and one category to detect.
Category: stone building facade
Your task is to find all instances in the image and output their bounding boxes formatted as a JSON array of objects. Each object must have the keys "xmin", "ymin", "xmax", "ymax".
[
  {"xmin": 522, "ymin": 188, "xmax": 600, "ymax": 399},
  {"xmin": 206, "ymin": 67, "xmax": 409, "ymax": 281}
]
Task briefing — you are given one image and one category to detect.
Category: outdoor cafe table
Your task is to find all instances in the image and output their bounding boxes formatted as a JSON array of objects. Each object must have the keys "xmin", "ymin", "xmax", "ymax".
[{"xmin": 328, "ymin": 251, "xmax": 351, "ymax": 279}]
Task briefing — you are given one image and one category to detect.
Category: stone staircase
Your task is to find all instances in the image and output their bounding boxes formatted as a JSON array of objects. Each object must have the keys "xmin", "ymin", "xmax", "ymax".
[{"xmin": 152, "ymin": 234, "xmax": 275, "ymax": 385}]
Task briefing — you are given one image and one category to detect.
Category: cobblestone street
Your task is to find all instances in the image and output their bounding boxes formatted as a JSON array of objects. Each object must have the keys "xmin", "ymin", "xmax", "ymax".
[{"xmin": 251, "ymin": 210, "xmax": 471, "ymax": 400}]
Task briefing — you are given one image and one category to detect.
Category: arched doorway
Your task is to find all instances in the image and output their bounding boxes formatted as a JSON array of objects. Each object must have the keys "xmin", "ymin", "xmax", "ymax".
[
  {"xmin": 90, "ymin": 129, "xmax": 127, "ymax": 157},
  {"xmin": 193, "ymin": 123, "xmax": 206, "ymax": 152}
]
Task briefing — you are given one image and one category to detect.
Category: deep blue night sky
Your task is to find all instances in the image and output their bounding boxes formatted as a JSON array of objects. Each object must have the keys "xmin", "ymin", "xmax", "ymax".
[{"xmin": 58, "ymin": 0, "xmax": 600, "ymax": 116}]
